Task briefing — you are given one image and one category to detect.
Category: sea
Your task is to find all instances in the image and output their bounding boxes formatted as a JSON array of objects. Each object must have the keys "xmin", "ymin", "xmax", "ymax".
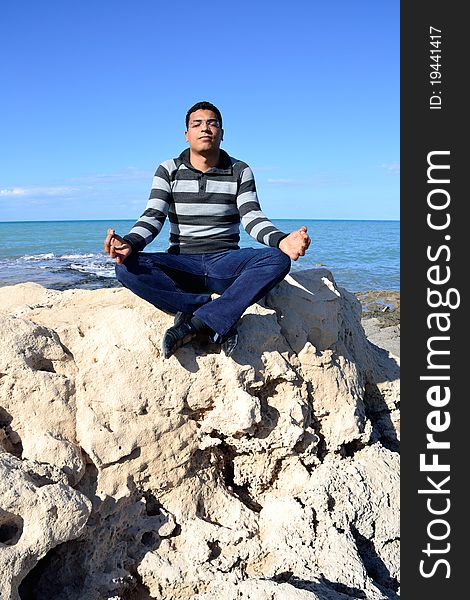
[{"xmin": 0, "ymin": 220, "xmax": 399, "ymax": 293}]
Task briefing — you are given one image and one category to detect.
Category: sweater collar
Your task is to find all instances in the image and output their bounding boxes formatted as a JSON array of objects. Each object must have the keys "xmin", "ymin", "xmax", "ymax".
[{"xmin": 179, "ymin": 148, "xmax": 233, "ymax": 174}]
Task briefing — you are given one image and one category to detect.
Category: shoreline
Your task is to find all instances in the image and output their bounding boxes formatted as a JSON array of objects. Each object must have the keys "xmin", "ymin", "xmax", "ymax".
[
  {"xmin": 0, "ymin": 220, "xmax": 400, "ymax": 294},
  {"xmin": 355, "ymin": 290, "xmax": 400, "ymax": 358}
]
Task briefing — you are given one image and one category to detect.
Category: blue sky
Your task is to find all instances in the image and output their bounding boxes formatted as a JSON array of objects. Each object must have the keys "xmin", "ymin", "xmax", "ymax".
[{"xmin": 0, "ymin": 0, "xmax": 399, "ymax": 222}]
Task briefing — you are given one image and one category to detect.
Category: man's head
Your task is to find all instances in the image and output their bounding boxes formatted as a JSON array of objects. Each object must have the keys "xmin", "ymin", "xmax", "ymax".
[
  {"xmin": 185, "ymin": 101, "xmax": 222, "ymax": 130},
  {"xmin": 185, "ymin": 101, "xmax": 224, "ymax": 155}
]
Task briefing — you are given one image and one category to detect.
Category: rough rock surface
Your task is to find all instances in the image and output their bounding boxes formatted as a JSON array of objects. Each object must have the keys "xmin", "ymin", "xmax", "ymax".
[{"xmin": 0, "ymin": 268, "xmax": 400, "ymax": 600}]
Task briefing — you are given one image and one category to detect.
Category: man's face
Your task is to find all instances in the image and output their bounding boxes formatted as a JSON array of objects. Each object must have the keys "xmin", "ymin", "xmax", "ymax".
[{"xmin": 185, "ymin": 109, "xmax": 223, "ymax": 154}]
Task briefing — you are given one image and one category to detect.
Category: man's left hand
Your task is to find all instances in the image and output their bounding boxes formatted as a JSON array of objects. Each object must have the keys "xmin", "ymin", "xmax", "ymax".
[{"xmin": 278, "ymin": 226, "xmax": 311, "ymax": 261}]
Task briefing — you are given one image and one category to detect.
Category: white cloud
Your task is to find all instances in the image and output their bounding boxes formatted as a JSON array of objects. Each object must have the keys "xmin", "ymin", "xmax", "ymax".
[
  {"xmin": 68, "ymin": 166, "xmax": 153, "ymax": 184},
  {"xmin": 266, "ymin": 175, "xmax": 350, "ymax": 187},
  {"xmin": 252, "ymin": 166, "xmax": 281, "ymax": 173},
  {"xmin": 381, "ymin": 162, "xmax": 400, "ymax": 173},
  {"xmin": 267, "ymin": 178, "xmax": 297, "ymax": 185},
  {"xmin": 0, "ymin": 186, "xmax": 79, "ymax": 197},
  {"xmin": 0, "ymin": 166, "xmax": 152, "ymax": 203}
]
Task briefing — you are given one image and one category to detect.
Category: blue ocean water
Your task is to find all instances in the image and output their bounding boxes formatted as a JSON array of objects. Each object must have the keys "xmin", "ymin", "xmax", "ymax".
[{"xmin": 0, "ymin": 220, "xmax": 399, "ymax": 292}]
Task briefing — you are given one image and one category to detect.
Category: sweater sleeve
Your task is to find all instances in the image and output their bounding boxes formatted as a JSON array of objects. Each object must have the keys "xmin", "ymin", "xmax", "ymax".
[
  {"xmin": 236, "ymin": 165, "xmax": 288, "ymax": 248},
  {"xmin": 123, "ymin": 161, "xmax": 173, "ymax": 251}
]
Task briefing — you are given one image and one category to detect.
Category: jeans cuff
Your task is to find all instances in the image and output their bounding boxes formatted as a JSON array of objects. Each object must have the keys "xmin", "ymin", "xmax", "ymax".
[{"xmin": 210, "ymin": 325, "xmax": 237, "ymax": 344}]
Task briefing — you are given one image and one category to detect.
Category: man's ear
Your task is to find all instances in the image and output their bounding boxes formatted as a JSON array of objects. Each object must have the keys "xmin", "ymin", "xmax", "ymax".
[{"xmin": 220, "ymin": 128, "xmax": 224, "ymax": 141}]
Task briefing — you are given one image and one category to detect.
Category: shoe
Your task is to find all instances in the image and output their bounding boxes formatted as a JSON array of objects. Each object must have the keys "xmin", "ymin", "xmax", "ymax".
[
  {"xmin": 222, "ymin": 331, "xmax": 239, "ymax": 357},
  {"xmin": 174, "ymin": 311, "xmax": 193, "ymax": 327},
  {"xmin": 162, "ymin": 321, "xmax": 198, "ymax": 359}
]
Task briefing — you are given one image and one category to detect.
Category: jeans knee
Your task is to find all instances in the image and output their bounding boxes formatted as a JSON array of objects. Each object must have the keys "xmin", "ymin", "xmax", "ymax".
[
  {"xmin": 280, "ymin": 250, "xmax": 292, "ymax": 272},
  {"xmin": 272, "ymin": 248, "xmax": 291, "ymax": 276},
  {"xmin": 258, "ymin": 247, "xmax": 291, "ymax": 280}
]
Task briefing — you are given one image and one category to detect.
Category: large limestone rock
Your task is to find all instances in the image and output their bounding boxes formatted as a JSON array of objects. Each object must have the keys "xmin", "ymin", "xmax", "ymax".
[
  {"xmin": 0, "ymin": 268, "xmax": 399, "ymax": 600},
  {"xmin": 0, "ymin": 453, "xmax": 91, "ymax": 600}
]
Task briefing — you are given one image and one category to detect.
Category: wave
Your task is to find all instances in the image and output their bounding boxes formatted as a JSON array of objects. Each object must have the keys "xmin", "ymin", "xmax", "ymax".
[
  {"xmin": 60, "ymin": 253, "xmax": 95, "ymax": 260},
  {"xmin": 20, "ymin": 253, "xmax": 56, "ymax": 261},
  {"xmin": 69, "ymin": 261, "xmax": 115, "ymax": 278},
  {"xmin": 1, "ymin": 252, "xmax": 117, "ymax": 285}
]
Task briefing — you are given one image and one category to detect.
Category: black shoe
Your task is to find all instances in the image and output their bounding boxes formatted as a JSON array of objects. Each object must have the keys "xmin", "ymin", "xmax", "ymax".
[
  {"xmin": 162, "ymin": 321, "xmax": 198, "ymax": 359},
  {"xmin": 173, "ymin": 311, "xmax": 193, "ymax": 327},
  {"xmin": 222, "ymin": 331, "xmax": 239, "ymax": 357}
]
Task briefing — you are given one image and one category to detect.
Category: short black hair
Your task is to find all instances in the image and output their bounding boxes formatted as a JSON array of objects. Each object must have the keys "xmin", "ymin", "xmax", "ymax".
[{"xmin": 185, "ymin": 101, "xmax": 223, "ymax": 129}]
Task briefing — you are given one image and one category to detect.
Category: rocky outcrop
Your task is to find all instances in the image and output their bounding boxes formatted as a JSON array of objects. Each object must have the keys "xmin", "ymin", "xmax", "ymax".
[{"xmin": 0, "ymin": 268, "xmax": 400, "ymax": 600}]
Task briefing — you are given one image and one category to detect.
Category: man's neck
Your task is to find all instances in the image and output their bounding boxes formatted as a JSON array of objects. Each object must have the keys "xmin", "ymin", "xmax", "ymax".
[{"xmin": 189, "ymin": 149, "xmax": 220, "ymax": 173}]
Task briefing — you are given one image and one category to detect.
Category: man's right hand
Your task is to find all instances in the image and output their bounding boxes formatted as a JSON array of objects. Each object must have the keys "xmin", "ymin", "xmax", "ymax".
[{"xmin": 104, "ymin": 228, "xmax": 133, "ymax": 265}]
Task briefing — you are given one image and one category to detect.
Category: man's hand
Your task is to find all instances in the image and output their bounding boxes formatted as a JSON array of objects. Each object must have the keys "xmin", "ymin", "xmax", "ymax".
[
  {"xmin": 278, "ymin": 226, "xmax": 311, "ymax": 261},
  {"xmin": 104, "ymin": 228, "xmax": 133, "ymax": 265}
]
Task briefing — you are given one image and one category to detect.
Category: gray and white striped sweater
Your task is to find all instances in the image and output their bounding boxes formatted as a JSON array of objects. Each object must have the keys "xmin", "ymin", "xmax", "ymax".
[{"xmin": 123, "ymin": 149, "xmax": 287, "ymax": 254}]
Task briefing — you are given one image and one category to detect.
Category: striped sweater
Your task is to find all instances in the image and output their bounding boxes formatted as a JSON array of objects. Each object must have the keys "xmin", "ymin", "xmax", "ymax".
[{"xmin": 123, "ymin": 148, "xmax": 287, "ymax": 254}]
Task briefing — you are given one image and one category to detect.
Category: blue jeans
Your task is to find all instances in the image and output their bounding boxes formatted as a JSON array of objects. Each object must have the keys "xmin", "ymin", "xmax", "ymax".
[{"xmin": 115, "ymin": 247, "xmax": 291, "ymax": 341}]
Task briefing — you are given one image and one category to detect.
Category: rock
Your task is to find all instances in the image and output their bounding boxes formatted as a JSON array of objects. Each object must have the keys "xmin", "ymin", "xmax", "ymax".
[
  {"xmin": 0, "ymin": 269, "xmax": 400, "ymax": 600},
  {"xmin": 361, "ymin": 318, "xmax": 400, "ymax": 359},
  {"xmin": 0, "ymin": 452, "xmax": 91, "ymax": 600}
]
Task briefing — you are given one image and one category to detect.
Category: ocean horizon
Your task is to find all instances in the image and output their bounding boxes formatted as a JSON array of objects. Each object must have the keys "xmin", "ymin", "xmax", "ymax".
[
  {"xmin": 0, "ymin": 218, "xmax": 399, "ymax": 223},
  {"xmin": 0, "ymin": 219, "xmax": 399, "ymax": 293}
]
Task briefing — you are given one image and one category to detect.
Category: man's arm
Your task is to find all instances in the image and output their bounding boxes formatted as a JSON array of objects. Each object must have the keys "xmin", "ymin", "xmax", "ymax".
[
  {"xmin": 237, "ymin": 165, "xmax": 288, "ymax": 247},
  {"xmin": 104, "ymin": 162, "xmax": 173, "ymax": 264},
  {"xmin": 236, "ymin": 165, "xmax": 310, "ymax": 261},
  {"xmin": 122, "ymin": 161, "xmax": 173, "ymax": 252}
]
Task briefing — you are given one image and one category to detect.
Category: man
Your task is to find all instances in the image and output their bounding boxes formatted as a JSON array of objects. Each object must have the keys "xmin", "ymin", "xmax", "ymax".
[{"xmin": 104, "ymin": 101, "xmax": 310, "ymax": 359}]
